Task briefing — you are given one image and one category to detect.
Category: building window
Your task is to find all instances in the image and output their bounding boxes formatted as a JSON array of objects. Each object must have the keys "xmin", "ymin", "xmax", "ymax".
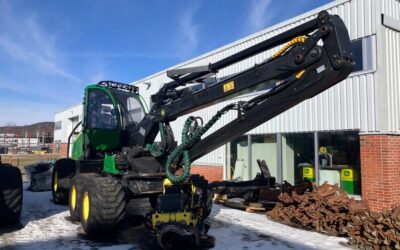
[
  {"xmin": 318, "ymin": 131, "xmax": 361, "ymax": 195},
  {"xmin": 226, "ymin": 130, "xmax": 361, "ymax": 195},
  {"xmin": 228, "ymin": 136, "xmax": 249, "ymax": 180},
  {"xmin": 351, "ymin": 36, "xmax": 375, "ymax": 73},
  {"xmin": 227, "ymin": 135, "xmax": 277, "ymax": 181},
  {"xmin": 251, "ymin": 134, "xmax": 277, "ymax": 179},
  {"xmin": 55, "ymin": 121, "xmax": 62, "ymax": 130},
  {"xmin": 282, "ymin": 133, "xmax": 315, "ymax": 185}
]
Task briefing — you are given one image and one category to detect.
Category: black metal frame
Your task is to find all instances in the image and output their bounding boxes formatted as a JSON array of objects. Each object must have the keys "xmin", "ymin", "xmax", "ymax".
[{"xmin": 131, "ymin": 11, "xmax": 354, "ymax": 162}]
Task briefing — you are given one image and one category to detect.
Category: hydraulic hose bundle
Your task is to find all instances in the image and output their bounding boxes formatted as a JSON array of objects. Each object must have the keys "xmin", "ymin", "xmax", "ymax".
[{"xmin": 165, "ymin": 105, "xmax": 234, "ymax": 184}]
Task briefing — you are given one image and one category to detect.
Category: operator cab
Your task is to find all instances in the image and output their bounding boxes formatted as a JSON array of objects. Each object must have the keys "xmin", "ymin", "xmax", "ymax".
[{"xmin": 82, "ymin": 81, "xmax": 146, "ymax": 157}]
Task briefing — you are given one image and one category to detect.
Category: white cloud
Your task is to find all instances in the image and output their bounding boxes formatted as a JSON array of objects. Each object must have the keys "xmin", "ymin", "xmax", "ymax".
[
  {"xmin": 175, "ymin": 1, "xmax": 201, "ymax": 59},
  {"xmin": 0, "ymin": 1, "xmax": 87, "ymax": 125},
  {"xmin": 0, "ymin": 1, "xmax": 81, "ymax": 82},
  {"xmin": 244, "ymin": 0, "xmax": 273, "ymax": 34}
]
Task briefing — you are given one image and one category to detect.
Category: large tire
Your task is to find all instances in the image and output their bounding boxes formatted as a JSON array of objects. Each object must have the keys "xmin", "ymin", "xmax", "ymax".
[
  {"xmin": 80, "ymin": 176, "xmax": 126, "ymax": 234},
  {"xmin": 0, "ymin": 164, "xmax": 23, "ymax": 225},
  {"xmin": 52, "ymin": 158, "xmax": 75, "ymax": 205},
  {"xmin": 69, "ymin": 174, "xmax": 96, "ymax": 221}
]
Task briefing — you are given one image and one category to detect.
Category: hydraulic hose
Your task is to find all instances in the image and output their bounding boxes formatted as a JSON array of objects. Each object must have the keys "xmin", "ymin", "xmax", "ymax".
[
  {"xmin": 165, "ymin": 105, "xmax": 234, "ymax": 184},
  {"xmin": 272, "ymin": 35, "xmax": 308, "ymax": 59}
]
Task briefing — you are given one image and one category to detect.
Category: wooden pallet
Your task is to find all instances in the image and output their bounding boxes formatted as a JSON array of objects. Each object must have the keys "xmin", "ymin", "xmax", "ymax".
[
  {"xmin": 213, "ymin": 195, "xmax": 266, "ymax": 213},
  {"xmin": 213, "ymin": 194, "xmax": 228, "ymax": 203},
  {"xmin": 245, "ymin": 203, "xmax": 266, "ymax": 213}
]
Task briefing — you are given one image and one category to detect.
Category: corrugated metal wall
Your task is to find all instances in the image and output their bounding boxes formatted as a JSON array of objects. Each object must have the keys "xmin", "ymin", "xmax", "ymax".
[
  {"xmin": 381, "ymin": 0, "xmax": 400, "ymax": 132},
  {"xmin": 134, "ymin": 0, "xmax": 380, "ymax": 165},
  {"xmin": 54, "ymin": 104, "xmax": 83, "ymax": 143}
]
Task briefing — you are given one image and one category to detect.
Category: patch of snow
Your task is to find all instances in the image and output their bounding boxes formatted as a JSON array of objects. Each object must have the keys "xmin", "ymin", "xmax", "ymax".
[
  {"xmin": 0, "ymin": 187, "xmax": 351, "ymax": 250},
  {"xmin": 208, "ymin": 205, "xmax": 351, "ymax": 250}
]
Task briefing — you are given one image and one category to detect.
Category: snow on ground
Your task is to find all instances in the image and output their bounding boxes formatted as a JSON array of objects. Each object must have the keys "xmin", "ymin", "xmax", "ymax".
[{"xmin": 0, "ymin": 187, "xmax": 352, "ymax": 250}]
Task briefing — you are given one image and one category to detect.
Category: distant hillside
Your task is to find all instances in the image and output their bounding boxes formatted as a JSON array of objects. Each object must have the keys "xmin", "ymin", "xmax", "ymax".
[{"xmin": 0, "ymin": 122, "xmax": 54, "ymax": 137}]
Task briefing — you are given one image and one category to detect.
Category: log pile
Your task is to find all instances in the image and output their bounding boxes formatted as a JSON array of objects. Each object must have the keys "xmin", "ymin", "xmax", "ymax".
[
  {"xmin": 267, "ymin": 182, "xmax": 360, "ymax": 236},
  {"xmin": 266, "ymin": 182, "xmax": 400, "ymax": 249},
  {"xmin": 347, "ymin": 206, "xmax": 400, "ymax": 249}
]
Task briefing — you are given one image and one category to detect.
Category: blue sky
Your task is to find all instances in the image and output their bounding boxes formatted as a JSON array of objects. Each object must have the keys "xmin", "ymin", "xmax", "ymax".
[{"xmin": 0, "ymin": 0, "xmax": 332, "ymax": 126}]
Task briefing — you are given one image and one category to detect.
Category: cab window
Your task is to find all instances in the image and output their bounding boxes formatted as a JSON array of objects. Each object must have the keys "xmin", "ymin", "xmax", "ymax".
[
  {"xmin": 87, "ymin": 89, "xmax": 118, "ymax": 130},
  {"xmin": 126, "ymin": 97, "xmax": 145, "ymax": 125}
]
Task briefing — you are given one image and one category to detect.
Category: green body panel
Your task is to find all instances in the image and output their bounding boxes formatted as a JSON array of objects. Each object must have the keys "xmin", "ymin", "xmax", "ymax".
[
  {"xmin": 103, "ymin": 154, "xmax": 120, "ymax": 174},
  {"xmin": 85, "ymin": 129, "xmax": 120, "ymax": 152},
  {"xmin": 71, "ymin": 133, "xmax": 85, "ymax": 160}
]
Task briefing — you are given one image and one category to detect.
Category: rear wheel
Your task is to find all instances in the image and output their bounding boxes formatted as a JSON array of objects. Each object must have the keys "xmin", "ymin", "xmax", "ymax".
[
  {"xmin": 80, "ymin": 176, "xmax": 126, "ymax": 234},
  {"xmin": 69, "ymin": 174, "xmax": 95, "ymax": 221},
  {"xmin": 52, "ymin": 158, "xmax": 75, "ymax": 205},
  {"xmin": 0, "ymin": 164, "xmax": 23, "ymax": 225}
]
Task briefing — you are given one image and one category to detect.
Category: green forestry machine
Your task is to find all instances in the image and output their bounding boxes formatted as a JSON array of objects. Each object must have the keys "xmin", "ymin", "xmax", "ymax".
[
  {"xmin": 51, "ymin": 11, "xmax": 354, "ymax": 249},
  {"xmin": 0, "ymin": 156, "xmax": 23, "ymax": 225}
]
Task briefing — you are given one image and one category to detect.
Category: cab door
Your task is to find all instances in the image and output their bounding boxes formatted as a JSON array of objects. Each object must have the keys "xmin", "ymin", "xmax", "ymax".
[{"xmin": 84, "ymin": 87, "xmax": 121, "ymax": 154}]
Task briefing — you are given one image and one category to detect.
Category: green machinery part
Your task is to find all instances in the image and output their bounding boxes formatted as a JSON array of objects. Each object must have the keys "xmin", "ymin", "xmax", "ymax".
[{"xmin": 165, "ymin": 108, "xmax": 231, "ymax": 184}]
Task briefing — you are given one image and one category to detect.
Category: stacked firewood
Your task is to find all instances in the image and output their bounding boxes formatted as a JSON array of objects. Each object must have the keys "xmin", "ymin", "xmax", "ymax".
[
  {"xmin": 266, "ymin": 182, "xmax": 400, "ymax": 249},
  {"xmin": 267, "ymin": 182, "xmax": 361, "ymax": 236},
  {"xmin": 347, "ymin": 206, "xmax": 400, "ymax": 249}
]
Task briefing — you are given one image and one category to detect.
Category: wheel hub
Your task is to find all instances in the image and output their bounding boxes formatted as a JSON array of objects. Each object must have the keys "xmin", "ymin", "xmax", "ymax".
[
  {"xmin": 70, "ymin": 185, "xmax": 77, "ymax": 210},
  {"xmin": 82, "ymin": 191, "xmax": 90, "ymax": 222},
  {"xmin": 53, "ymin": 171, "xmax": 58, "ymax": 192}
]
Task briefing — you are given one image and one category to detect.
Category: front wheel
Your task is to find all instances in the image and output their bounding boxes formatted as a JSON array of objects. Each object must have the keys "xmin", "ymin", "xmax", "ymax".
[
  {"xmin": 69, "ymin": 174, "xmax": 96, "ymax": 221},
  {"xmin": 80, "ymin": 176, "xmax": 126, "ymax": 234}
]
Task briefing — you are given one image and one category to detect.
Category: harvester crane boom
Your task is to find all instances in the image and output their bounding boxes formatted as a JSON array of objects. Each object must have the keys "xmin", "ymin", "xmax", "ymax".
[{"xmin": 136, "ymin": 11, "xmax": 354, "ymax": 163}]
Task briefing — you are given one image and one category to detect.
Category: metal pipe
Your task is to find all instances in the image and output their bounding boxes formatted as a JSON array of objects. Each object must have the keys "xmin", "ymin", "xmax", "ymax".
[
  {"xmin": 314, "ymin": 131, "xmax": 319, "ymax": 185},
  {"xmin": 66, "ymin": 121, "xmax": 82, "ymax": 158}
]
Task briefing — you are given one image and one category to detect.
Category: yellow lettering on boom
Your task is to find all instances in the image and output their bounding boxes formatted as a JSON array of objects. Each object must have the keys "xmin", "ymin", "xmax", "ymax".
[{"xmin": 223, "ymin": 81, "xmax": 235, "ymax": 92}]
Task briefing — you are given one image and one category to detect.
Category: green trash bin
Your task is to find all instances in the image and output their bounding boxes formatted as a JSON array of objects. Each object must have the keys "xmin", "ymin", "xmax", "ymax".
[
  {"xmin": 301, "ymin": 165, "xmax": 315, "ymax": 182},
  {"xmin": 340, "ymin": 168, "xmax": 360, "ymax": 194}
]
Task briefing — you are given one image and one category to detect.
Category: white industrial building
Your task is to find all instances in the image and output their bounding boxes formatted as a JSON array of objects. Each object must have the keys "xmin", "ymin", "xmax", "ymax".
[
  {"xmin": 54, "ymin": 0, "xmax": 400, "ymax": 210},
  {"xmin": 53, "ymin": 104, "xmax": 82, "ymax": 155}
]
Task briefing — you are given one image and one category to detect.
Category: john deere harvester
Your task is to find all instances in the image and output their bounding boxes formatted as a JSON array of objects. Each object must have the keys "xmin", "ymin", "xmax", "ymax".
[{"xmin": 51, "ymin": 11, "xmax": 355, "ymax": 249}]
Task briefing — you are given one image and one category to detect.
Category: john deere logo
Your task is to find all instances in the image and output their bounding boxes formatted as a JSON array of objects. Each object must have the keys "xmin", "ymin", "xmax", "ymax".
[
  {"xmin": 160, "ymin": 109, "xmax": 166, "ymax": 116},
  {"xmin": 341, "ymin": 169, "xmax": 354, "ymax": 181},
  {"xmin": 303, "ymin": 167, "xmax": 313, "ymax": 178}
]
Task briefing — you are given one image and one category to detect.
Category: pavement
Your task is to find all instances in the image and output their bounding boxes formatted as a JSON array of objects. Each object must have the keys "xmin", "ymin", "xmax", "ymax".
[{"xmin": 0, "ymin": 186, "xmax": 353, "ymax": 250}]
